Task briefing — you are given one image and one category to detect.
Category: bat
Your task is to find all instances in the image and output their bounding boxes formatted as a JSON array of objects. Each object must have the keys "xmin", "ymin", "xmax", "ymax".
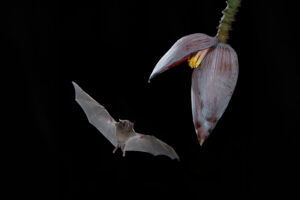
[{"xmin": 72, "ymin": 81, "xmax": 180, "ymax": 160}]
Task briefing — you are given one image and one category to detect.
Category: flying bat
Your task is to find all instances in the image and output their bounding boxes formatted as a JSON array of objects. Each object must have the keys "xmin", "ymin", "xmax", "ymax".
[{"xmin": 72, "ymin": 82, "xmax": 179, "ymax": 160}]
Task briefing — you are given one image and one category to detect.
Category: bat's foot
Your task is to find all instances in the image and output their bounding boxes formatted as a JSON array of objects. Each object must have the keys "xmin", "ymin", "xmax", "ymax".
[
  {"xmin": 122, "ymin": 144, "xmax": 126, "ymax": 157},
  {"xmin": 112, "ymin": 146, "xmax": 118, "ymax": 154}
]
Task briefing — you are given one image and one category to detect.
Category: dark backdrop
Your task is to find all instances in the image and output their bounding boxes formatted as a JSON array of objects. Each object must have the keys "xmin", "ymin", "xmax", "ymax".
[{"xmin": 3, "ymin": 0, "xmax": 297, "ymax": 199}]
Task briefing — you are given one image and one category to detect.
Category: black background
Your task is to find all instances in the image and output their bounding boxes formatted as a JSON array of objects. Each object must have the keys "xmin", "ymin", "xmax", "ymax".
[{"xmin": 3, "ymin": 0, "xmax": 297, "ymax": 199}]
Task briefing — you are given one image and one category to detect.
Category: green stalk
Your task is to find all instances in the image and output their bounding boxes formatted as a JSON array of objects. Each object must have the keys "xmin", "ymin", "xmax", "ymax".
[{"xmin": 216, "ymin": 0, "xmax": 241, "ymax": 43}]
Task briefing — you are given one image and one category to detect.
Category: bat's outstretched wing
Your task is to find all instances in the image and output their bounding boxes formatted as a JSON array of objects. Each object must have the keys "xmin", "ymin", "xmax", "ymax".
[
  {"xmin": 125, "ymin": 134, "xmax": 180, "ymax": 160},
  {"xmin": 72, "ymin": 82, "xmax": 117, "ymax": 146}
]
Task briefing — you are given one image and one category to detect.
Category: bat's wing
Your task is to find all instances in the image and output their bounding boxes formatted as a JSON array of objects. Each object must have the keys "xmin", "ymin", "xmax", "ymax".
[
  {"xmin": 72, "ymin": 82, "xmax": 117, "ymax": 146},
  {"xmin": 125, "ymin": 134, "xmax": 180, "ymax": 160}
]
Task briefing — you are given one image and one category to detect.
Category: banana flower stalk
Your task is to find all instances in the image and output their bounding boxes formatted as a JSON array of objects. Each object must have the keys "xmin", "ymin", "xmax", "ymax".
[{"xmin": 149, "ymin": 0, "xmax": 241, "ymax": 146}]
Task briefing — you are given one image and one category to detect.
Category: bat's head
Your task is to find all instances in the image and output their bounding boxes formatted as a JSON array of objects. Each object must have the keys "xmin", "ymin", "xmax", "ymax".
[{"xmin": 117, "ymin": 119, "xmax": 134, "ymax": 131}]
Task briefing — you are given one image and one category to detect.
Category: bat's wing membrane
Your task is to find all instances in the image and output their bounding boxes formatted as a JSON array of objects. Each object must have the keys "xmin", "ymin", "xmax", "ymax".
[
  {"xmin": 125, "ymin": 134, "xmax": 180, "ymax": 160},
  {"xmin": 72, "ymin": 82, "xmax": 117, "ymax": 146}
]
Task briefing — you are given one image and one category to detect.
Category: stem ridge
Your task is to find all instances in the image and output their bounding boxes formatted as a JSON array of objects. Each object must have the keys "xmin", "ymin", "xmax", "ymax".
[{"xmin": 216, "ymin": 0, "xmax": 241, "ymax": 43}]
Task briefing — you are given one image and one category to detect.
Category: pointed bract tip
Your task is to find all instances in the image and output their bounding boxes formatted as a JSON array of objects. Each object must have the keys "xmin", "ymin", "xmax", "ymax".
[
  {"xmin": 199, "ymin": 139, "xmax": 205, "ymax": 146},
  {"xmin": 197, "ymin": 132, "xmax": 207, "ymax": 146}
]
